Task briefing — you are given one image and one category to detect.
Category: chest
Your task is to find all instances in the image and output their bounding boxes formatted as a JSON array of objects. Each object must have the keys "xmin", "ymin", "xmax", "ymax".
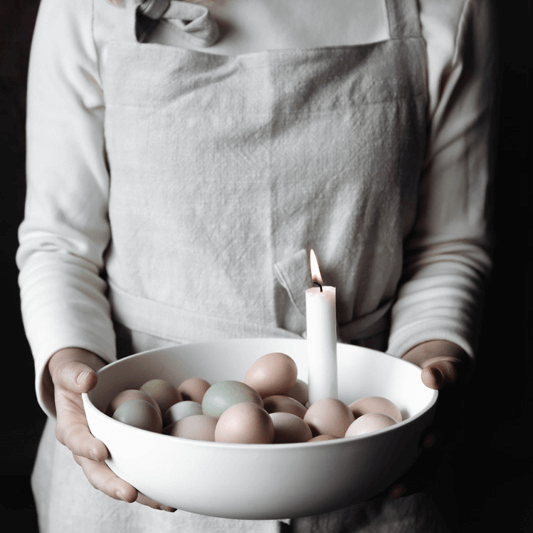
[
  {"xmin": 101, "ymin": 0, "xmax": 428, "ymax": 329},
  {"xmin": 154, "ymin": 0, "xmax": 391, "ymax": 55}
]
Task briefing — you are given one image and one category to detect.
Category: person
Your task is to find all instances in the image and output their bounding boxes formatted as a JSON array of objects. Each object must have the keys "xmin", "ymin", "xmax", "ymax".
[{"xmin": 17, "ymin": 0, "xmax": 495, "ymax": 531}]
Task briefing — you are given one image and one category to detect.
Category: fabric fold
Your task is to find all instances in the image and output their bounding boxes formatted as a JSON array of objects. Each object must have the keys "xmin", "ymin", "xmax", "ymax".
[{"xmin": 134, "ymin": 0, "xmax": 220, "ymax": 46}]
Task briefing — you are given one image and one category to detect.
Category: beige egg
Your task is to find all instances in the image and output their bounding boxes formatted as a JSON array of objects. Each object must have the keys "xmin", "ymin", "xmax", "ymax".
[
  {"xmin": 140, "ymin": 379, "xmax": 182, "ymax": 415},
  {"xmin": 345, "ymin": 413, "xmax": 398, "ymax": 437},
  {"xmin": 178, "ymin": 377, "xmax": 211, "ymax": 403},
  {"xmin": 307, "ymin": 434, "xmax": 338, "ymax": 443},
  {"xmin": 270, "ymin": 412, "xmax": 313, "ymax": 443},
  {"xmin": 303, "ymin": 398, "xmax": 354, "ymax": 437},
  {"xmin": 106, "ymin": 389, "xmax": 162, "ymax": 419},
  {"xmin": 165, "ymin": 414, "xmax": 218, "ymax": 441},
  {"xmin": 263, "ymin": 395, "xmax": 307, "ymax": 419},
  {"xmin": 287, "ymin": 379, "xmax": 309, "ymax": 406},
  {"xmin": 349, "ymin": 396, "xmax": 402, "ymax": 423},
  {"xmin": 215, "ymin": 403, "xmax": 274, "ymax": 444},
  {"xmin": 244, "ymin": 352, "xmax": 298, "ymax": 398},
  {"xmin": 112, "ymin": 399, "xmax": 163, "ymax": 433}
]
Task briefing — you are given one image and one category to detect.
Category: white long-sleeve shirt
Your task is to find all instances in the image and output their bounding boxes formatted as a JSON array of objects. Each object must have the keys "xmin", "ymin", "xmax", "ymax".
[{"xmin": 18, "ymin": 0, "xmax": 496, "ymax": 417}]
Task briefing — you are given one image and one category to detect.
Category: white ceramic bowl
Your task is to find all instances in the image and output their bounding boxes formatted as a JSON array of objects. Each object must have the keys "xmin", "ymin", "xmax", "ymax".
[{"xmin": 83, "ymin": 338, "xmax": 437, "ymax": 520}]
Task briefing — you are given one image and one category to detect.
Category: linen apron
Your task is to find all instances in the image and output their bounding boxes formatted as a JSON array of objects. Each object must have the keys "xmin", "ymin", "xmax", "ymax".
[{"xmin": 32, "ymin": 0, "xmax": 457, "ymax": 531}]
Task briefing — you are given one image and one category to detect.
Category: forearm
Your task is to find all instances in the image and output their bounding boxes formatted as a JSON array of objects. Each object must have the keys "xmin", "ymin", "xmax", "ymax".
[
  {"xmin": 388, "ymin": 0, "xmax": 496, "ymax": 360},
  {"xmin": 17, "ymin": 0, "xmax": 115, "ymax": 417}
]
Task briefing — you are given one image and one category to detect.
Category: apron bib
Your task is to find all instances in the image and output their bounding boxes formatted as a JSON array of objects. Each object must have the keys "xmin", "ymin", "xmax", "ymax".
[{"xmin": 102, "ymin": 0, "xmax": 427, "ymax": 353}]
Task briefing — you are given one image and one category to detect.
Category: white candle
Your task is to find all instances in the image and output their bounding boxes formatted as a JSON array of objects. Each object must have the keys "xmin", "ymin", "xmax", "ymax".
[{"xmin": 306, "ymin": 249, "xmax": 338, "ymax": 404}]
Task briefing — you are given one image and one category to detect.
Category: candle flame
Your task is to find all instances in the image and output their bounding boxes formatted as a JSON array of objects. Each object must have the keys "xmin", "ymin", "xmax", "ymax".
[{"xmin": 309, "ymin": 249, "xmax": 323, "ymax": 285}]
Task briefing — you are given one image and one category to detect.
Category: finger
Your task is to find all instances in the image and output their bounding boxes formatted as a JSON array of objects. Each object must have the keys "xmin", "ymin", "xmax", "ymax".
[
  {"xmin": 76, "ymin": 454, "xmax": 138, "ymax": 503},
  {"xmin": 53, "ymin": 383, "xmax": 109, "ymax": 460},
  {"xmin": 420, "ymin": 357, "xmax": 462, "ymax": 390},
  {"xmin": 56, "ymin": 418, "xmax": 109, "ymax": 461},
  {"xmin": 52, "ymin": 359, "xmax": 100, "ymax": 394},
  {"xmin": 136, "ymin": 492, "xmax": 177, "ymax": 512},
  {"xmin": 49, "ymin": 348, "xmax": 106, "ymax": 393}
]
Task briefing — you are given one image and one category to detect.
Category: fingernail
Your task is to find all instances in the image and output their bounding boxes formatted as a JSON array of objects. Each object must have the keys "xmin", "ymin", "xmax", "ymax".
[
  {"xmin": 431, "ymin": 368, "xmax": 443, "ymax": 387},
  {"xmin": 76, "ymin": 371, "xmax": 90, "ymax": 386},
  {"xmin": 116, "ymin": 491, "xmax": 129, "ymax": 502},
  {"xmin": 159, "ymin": 505, "xmax": 176, "ymax": 512}
]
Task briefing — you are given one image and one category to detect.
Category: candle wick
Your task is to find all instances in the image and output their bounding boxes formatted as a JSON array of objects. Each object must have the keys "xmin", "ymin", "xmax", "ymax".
[{"xmin": 313, "ymin": 280, "xmax": 323, "ymax": 293}]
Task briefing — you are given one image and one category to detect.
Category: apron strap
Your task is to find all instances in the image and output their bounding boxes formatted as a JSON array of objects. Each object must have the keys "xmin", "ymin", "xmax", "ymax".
[
  {"xmin": 114, "ymin": 0, "xmax": 220, "ymax": 47},
  {"xmin": 385, "ymin": 0, "xmax": 422, "ymax": 40},
  {"xmin": 273, "ymin": 248, "xmax": 392, "ymax": 344},
  {"xmin": 108, "ymin": 282, "xmax": 303, "ymax": 344}
]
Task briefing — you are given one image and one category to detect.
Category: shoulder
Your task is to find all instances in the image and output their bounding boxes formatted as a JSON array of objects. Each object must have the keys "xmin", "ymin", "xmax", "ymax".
[
  {"xmin": 418, "ymin": 0, "xmax": 496, "ymax": 118},
  {"xmin": 32, "ymin": 0, "xmax": 95, "ymax": 50},
  {"xmin": 418, "ymin": 0, "xmax": 495, "ymax": 56},
  {"xmin": 35, "ymin": 0, "xmax": 95, "ymax": 23}
]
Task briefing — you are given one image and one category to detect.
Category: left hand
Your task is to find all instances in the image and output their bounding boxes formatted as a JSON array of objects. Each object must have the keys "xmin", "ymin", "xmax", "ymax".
[{"xmin": 387, "ymin": 339, "xmax": 472, "ymax": 499}]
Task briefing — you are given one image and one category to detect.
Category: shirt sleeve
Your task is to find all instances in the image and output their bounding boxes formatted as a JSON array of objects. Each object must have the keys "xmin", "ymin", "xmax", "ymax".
[
  {"xmin": 387, "ymin": 0, "xmax": 496, "ymax": 358},
  {"xmin": 17, "ymin": 0, "xmax": 116, "ymax": 417}
]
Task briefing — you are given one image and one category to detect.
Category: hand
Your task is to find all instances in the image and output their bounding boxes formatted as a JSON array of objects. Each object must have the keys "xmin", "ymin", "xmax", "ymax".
[
  {"xmin": 48, "ymin": 347, "xmax": 176, "ymax": 512},
  {"xmin": 387, "ymin": 340, "xmax": 472, "ymax": 499}
]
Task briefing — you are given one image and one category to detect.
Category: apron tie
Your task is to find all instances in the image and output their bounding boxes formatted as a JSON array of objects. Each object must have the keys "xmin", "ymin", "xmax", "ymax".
[{"xmin": 137, "ymin": 0, "xmax": 220, "ymax": 47}]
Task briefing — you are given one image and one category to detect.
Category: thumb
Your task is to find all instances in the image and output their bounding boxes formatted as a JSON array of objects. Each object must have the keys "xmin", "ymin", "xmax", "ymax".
[
  {"xmin": 49, "ymin": 348, "xmax": 106, "ymax": 394},
  {"xmin": 420, "ymin": 357, "xmax": 462, "ymax": 390}
]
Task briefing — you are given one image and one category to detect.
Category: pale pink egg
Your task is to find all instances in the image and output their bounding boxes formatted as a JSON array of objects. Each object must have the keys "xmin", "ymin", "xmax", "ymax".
[
  {"xmin": 287, "ymin": 379, "xmax": 309, "ymax": 406},
  {"xmin": 303, "ymin": 398, "xmax": 354, "ymax": 437},
  {"xmin": 345, "ymin": 413, "xmax": 398, "ymax": 437},
  {"xmin": 307, "ymin": 434, "xmax": 338, "ymax": 443},
  {"xmin": 178, "ymin": 377, "xmax": 211, "ymax": 403},
  {"xmin": 349, "ymin": 396, "xmax": 402, "ymax": 423},
  {"xmin": 263, "ymin": 395, "xmax": 307, "ymax": 419},
  {"xmin": 244, "ymin": 352, "xmax": 298, "ymax": 398},
  {"xmin": 270, "ymin": 412, "xmax": 313, "ymax": 443},
  {"xmin": 165, "ymin": 414, "xmax": 218, "ymax": 441},
  {"xmin": 215, "ymin": 403, "xmax": 274, "ymax": 444}
]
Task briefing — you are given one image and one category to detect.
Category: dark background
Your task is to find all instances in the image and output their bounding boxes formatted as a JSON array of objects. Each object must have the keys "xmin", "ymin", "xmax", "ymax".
[{"xmin": 1, "ymin": 1, "xmax": 531, "ymax": 530}]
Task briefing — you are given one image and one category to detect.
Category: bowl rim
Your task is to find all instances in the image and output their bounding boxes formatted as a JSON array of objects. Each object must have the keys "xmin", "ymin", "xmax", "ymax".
[{"xmin": 83, "ymin": 338, "xmax": 439, "ymax": 450}]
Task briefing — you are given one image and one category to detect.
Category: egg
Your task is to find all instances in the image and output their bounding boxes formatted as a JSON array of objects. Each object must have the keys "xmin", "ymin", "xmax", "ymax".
[
  {"xmin": 106, "ymin": 389, "xmax": 162, "ymax": 419},
  {"xmin": 345, "ymin": 413, "xmax": 398, "ymax": 437},
  {"xmin": 163, "ymin": 400, "xmax": 203, "ymax": 427},
  {"xmin": 140, "ymin": 379, "xmax": 182, "ymax": 415},
  {"xmin": 244, "ymin": 352, "xmax": 298, "ymax": 398},
  {"xmin": 202, "ymin": 380, "xmax": 263, "ymax": 418},
  {"xmin": 165, "ymin": 414, "xmax": 218, "ymax": 441},
  {"xmin": 270, "ymin": 412, "xmax": 313, "ymax": 443},
  {"xmin": 308, "ymin": 434, "xmax": 338, "ymax": 443},
  {"xmin": 263, "ymin": 395, "xmax": 307, "ymax": 419},
  {"xmin": 178, "ymin": 377, "xmax": 211, "ymax": 403},
  {"xmin": 112, "ymin": 399, "xmax": 163, "ymax": 433},
  {"xmin": 348, "ymin": 396, "xmax": 402, "ymax": 423},
  {"xmin": 303, "ymin": 398, "xmax": 354, "ymax": 437},
  {"xmin": 215, "ymin": 403, "xmax": 274, "ymax": 444},
  {"xmin": 287, "ymin": 378, "xmax": 309, "ymax": 406}
]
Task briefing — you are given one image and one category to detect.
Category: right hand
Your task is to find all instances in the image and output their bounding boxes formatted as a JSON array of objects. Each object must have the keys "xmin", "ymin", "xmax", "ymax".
[{"xmin": 48, "ymin": 347, "xmax": 176, "ymax": 512}]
